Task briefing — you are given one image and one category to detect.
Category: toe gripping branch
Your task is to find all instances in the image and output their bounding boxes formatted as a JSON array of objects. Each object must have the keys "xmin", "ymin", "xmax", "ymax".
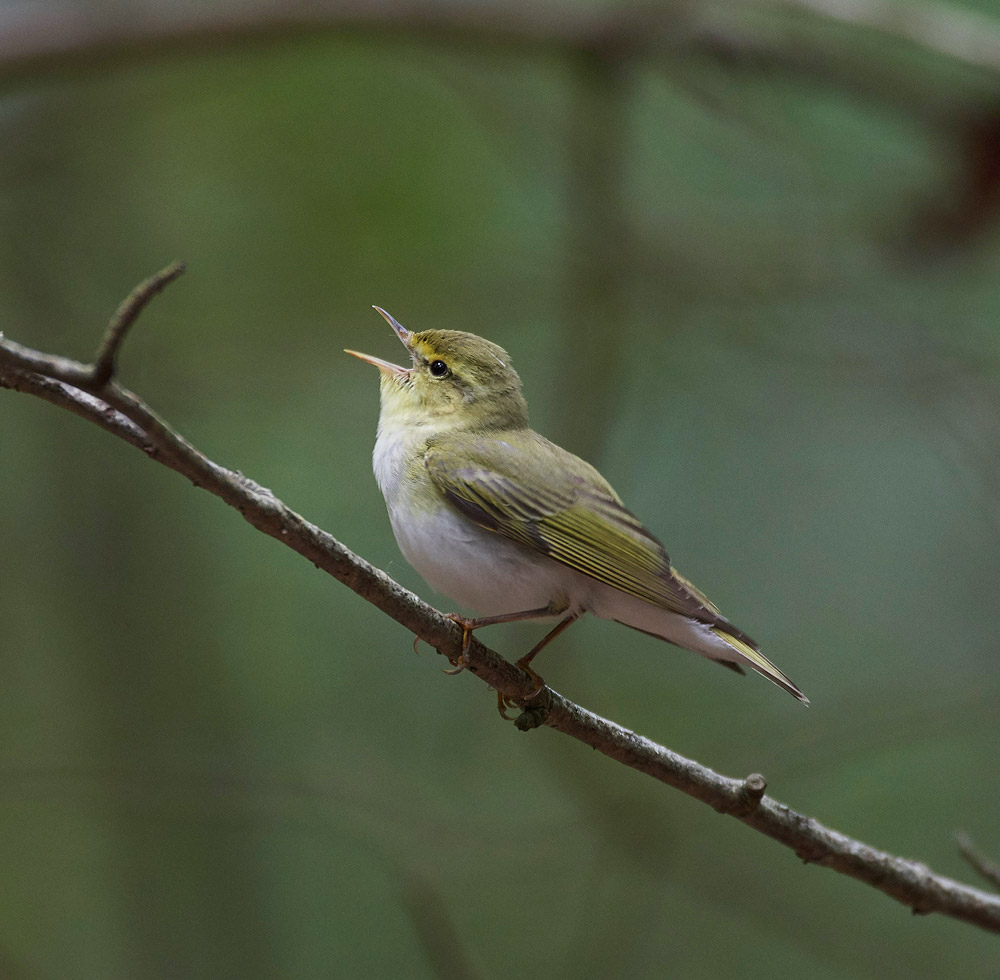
[{"xmin": 440, "ymin": 610, "xmax": 578, "ymax": 722}]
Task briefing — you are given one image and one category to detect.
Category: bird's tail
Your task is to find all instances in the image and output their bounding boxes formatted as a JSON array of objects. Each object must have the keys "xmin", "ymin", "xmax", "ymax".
[{"xmin": 712, "ymin": 626, "xmax": 810, "ymax": 705}]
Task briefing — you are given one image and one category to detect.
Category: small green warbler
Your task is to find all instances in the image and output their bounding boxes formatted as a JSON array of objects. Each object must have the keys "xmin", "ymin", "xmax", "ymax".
[{"xmin": 347, "ymin": 309, "xmax": 807, "ymax": 705}]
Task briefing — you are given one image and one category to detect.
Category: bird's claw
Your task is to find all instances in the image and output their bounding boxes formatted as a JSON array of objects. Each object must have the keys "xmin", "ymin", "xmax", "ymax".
[
  {"xmin": 496, "ymin": 660, "xmax": 546, "ymax": 720},
  {"xmin": 438, "ymin": 613, "xmax": 548, "ymax": 722},
  {"xmin": 443, "ymin": 612, "xmax": 475, "ymax": 675}
]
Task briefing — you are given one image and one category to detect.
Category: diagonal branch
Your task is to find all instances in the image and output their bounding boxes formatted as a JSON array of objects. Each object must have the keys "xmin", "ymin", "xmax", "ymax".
[{"xmin": 2, "ymin": 268, "xmax": 1000, "ymax": 935}]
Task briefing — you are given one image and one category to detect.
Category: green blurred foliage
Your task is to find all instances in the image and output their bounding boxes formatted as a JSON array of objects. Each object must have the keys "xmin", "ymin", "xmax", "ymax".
[{"xmin": 2, "ymin": 2, "xmax": 1000, "ymax": 977}]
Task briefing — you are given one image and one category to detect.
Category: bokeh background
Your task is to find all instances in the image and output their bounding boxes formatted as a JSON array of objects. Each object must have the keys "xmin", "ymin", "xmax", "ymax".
[{"xmin": 2, "ymin": 1, "xmax": 999, "ymax": 976}]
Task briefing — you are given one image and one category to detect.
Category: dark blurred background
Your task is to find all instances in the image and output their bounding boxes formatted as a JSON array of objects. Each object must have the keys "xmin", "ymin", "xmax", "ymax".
[{"xmin": 2, "ymin": 1, "xmax": 999, "ymax": 976}]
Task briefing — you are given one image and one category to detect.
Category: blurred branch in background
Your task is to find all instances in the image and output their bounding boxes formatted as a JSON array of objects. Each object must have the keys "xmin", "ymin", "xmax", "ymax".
[
  {"xmin": 0, "ymin": 0, "xmax": 683, "ymax": 75},
  {"xmin": 4, "ymin": 0, "xmax": 1000, "ymax": 74},
  {"xmin": 4, "ymin": 0, "xmax": 1000, "ymax": 254},
  {"xmin": 2, "ymin": 266, "xmax": 1000, "ymax": 934},
  {"xmin": 772, "ymin": 0, "xmax": 1000, "ymax": 72},
  {"xmin": 398, "ymin": 869, "xmax": 484, "ymax": 980}
]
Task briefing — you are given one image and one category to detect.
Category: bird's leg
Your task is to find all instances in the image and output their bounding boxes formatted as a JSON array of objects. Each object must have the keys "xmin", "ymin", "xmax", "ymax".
[
  {"xmin": 443, "ymin": 604, "xmax": 561, "ymax": 674},
  {"xmin": 498, "ymin": 613, "xmax": 580, "ymax": 719},
  {"xmin": 517, "ymin": 613, "xmax": 579, "ymax": 672}
]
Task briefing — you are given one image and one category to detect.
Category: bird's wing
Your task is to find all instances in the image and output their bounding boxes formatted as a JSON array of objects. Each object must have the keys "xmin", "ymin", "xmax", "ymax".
[{"xmin": 424, "ymin": 433, "xmax": 724, "ymax": 624}]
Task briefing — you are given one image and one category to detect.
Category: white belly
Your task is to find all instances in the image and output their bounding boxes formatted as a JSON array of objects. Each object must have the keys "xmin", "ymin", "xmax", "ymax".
[{"xmin": 388, "ymin": 502, "xmax": 576, "ymax": 616}]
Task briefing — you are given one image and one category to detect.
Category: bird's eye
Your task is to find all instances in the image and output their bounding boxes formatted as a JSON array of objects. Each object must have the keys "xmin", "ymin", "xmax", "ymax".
[{"xmin": 429, "ymin": 360, "xmax": 449, "ymax": 378}]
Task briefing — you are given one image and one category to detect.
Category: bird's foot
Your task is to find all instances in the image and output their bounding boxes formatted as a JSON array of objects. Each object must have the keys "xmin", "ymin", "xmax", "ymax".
[
  {"xmin": 443, "ymin": 613, "xmax": 476, "ymax": 674},
  {"xmin": 496, "ymin": 659, "xmax": 546, "ymax": 720},
  {"xmin": 440, "ymin": 612, "xmax": 550, "ymax": 724}
]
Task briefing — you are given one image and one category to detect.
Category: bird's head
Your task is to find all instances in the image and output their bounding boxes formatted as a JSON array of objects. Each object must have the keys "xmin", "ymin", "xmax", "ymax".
[{"xmin": 347, "ymin": 308, "xmax": 529, "ymax": 433}]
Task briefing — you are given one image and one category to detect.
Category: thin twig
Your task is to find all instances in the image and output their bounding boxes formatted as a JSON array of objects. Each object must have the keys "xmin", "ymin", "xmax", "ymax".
[
  {"xmin": 2, "ymin": 270, "xmax": 1000, "ymax": 934},
  {"xmin": 92, "ymin": 260, "xmax": 186, "ymax": 386},
  {"xmin": 957, "ymin": 832, "xmax": 1000, "ymax": 892}
]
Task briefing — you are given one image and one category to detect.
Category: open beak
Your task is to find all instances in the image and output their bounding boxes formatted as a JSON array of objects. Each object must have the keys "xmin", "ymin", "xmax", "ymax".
[
  {"xmin": 344, "ymin": 349, "xmax": 410, "ymax": 378},
  {"xmin": 344, "ymin": 307, "xmax": 414, "ymax": 378},
  {"xmin": 372, "ymin": 306, "xmax": 412, "ymax": 346}
]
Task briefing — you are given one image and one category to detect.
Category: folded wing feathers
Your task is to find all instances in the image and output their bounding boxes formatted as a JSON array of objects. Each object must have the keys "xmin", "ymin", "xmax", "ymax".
[{"xmin": 431, "ymin": 457, "xmax": 724, "ymax": 623}]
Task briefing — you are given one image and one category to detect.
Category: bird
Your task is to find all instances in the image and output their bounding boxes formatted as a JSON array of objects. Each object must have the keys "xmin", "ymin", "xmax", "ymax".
[{"xmin": 346, "ymin": 308, "xmax": 808, "ymax": 708}]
